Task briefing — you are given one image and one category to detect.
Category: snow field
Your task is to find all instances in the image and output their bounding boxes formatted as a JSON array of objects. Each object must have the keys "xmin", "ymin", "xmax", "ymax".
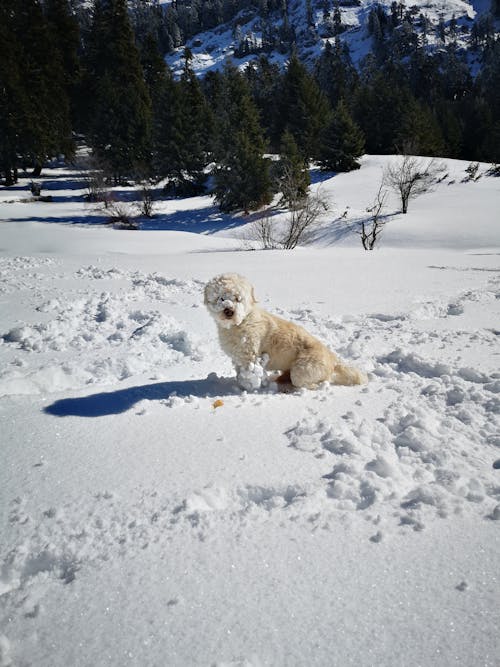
[
  {"xmin": 1, "ymin": 255, "xmax": 499, "ymax": 582},
  {"xmin": 0, "ymin": 155, "xmax": 499, "ymax": 665}
]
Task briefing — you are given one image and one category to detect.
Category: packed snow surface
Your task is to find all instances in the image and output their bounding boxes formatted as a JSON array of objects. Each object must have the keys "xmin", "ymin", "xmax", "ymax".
[{"xmin": 0, "ymin": 156, "xmax": 499, "ymax": 666}]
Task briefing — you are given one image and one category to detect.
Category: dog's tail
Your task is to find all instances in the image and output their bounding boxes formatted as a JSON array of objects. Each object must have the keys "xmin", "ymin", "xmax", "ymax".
[{"xmin": 331, "ymin": 362, "xmax": 368, "ymax": 386}]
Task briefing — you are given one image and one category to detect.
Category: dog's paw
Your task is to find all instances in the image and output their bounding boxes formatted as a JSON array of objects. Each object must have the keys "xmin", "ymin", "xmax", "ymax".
[{"xmin": 236, "ymin": 361, "xmax": 266, "ymax": 392}]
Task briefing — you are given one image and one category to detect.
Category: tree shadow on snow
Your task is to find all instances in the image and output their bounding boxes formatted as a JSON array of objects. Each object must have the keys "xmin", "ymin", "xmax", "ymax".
[
  {"xmin": 44, "ymin": 374, "xmax": 240, "ymax": 418},
  {"xmin": 139, "ymin": 202, "xmax": 251, "ymax": 234},
  {"xmin": 312, "ymin": 212, "xmax": 399, "ymax": 245}
]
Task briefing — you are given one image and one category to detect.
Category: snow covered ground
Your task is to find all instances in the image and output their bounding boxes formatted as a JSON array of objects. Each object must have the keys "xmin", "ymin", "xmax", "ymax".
[
  {"xmin": 165, "ymin": 0, "xmax": 493, "ymax": 76},
  {"xmin": 0, "ymin": 157, "xmax": 499, "ymax": 666}
]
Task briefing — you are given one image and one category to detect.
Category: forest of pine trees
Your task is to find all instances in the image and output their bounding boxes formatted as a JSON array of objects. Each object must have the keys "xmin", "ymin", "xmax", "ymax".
[{"xmin": 0, "ymin": 0, "xmax": 499, "ymax": 213}]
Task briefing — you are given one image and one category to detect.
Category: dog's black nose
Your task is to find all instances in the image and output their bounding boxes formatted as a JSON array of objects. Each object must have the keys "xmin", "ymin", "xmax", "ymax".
[{"xmin": 224, "ymin": 308, "xmax": 234, "ymax": 317}]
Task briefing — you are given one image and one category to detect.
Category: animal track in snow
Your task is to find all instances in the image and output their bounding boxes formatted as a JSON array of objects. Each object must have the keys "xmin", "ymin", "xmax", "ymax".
[{"xmin": 284, "ymin": 358, "xmax": 500, "ymax": 531}]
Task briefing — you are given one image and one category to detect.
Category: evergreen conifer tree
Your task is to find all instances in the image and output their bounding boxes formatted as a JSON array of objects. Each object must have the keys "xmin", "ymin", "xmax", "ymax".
[
  {"xmin": 276, "ymin": 53, "xmax": 331, "ymax": 159},
  {"xmin": 397, "ymin": 100, "xmax": 445, "ymax": 156},
  {"xmin": 353, "ymin": 65, "xmax": 414, "ymax": 154},
  {"xmin": 244, "ymin": 57, "xmax": 281, "ymax": 143},
  {"xmin": 44, "ymin": 0, "xmax": 81, "ymax": 127},
  {"xmin": 144, "ymin": 45, "xmax": 212, "ymax": 193},
  {"xmin": 0, "ymin": 2, "xmax": 25, "ymax": 184},
  {"xmin": 212, "ymin": 64, "xmax": 272, "ymax": 213},
  {"xmin": 84, "ymin": 0, "xmax": 152, "ymax": 183},
  {"xmin": 278, "ymin": 130, "xmax": 310, "ymax": 205},
  {"xmin": 434, "ymin": 101, "xmax": 463, "ymax": 158},
  {"xmin": 175, "ymin": 49, "xmax": 213, "ymax": 191},
  {"xmin": 0, "ymin": 0, "xmax": 73, "ymax": 182},
  {"xmin": 140, "ymin": 33, "xmax": 179, "ymax": 181},
  {"xmin": 318, "ymin": 99, "xmax": 365, "ymax": 171},
  {"xmin": 480, "ymin": 40, "xmax": 500, "ymax": 161},
  {"xmin": 315, "ymin": 39, "xmax": 358, "ymax": 108},
  {"xmin": 332, "ymin": 1, "xmax": 343, "ymax": 35}
]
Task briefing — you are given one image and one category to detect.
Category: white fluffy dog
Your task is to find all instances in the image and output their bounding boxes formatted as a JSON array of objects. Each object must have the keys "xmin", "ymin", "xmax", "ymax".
[{"xmin": 204, "ymin": 273, "xmax": 367, "ymax": 390}]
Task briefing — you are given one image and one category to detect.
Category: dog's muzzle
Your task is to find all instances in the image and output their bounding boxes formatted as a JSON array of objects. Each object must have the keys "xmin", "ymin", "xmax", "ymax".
[{"xmin": 223, "ymin": 307, "xmax": 234, "ymax": 318}]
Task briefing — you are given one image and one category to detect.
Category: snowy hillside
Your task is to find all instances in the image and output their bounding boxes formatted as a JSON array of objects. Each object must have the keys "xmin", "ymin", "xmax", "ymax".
[
  {"xmin": 164, "ymin": 0, "xmax": 498, "ymax": 75},
  {"xmin": 0, "ymin": 157, "xmax": 499, "ymax": 666}
]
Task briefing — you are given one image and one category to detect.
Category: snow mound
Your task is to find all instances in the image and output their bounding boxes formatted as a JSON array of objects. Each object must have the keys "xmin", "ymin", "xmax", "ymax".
[{"xmin": 0, "ymin": 264, "xmax": 205, "ymax": 396}]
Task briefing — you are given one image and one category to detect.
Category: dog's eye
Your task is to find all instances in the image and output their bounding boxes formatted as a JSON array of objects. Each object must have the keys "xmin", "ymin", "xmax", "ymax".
[{"xmin": 236, "ymin": 296, "xmax": 242, "ymax": 302}]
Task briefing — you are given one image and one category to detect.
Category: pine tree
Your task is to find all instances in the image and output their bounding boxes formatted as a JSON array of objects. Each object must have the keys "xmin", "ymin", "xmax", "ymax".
[
  {"xmin": 480, "ymin": 39, "xmax": 500, "ymax": 124},
  {"xmin": 315, "ymin": 39, "xmax": 358, "ymax": 108},
  {"xmin": 141, "ymin": 33, "xmax": 170, "ymax": 104},
  {"xmin": 353, "ymin": 64, "xmax": 413, "ymax": 154},
  {"xmin": 437, "ymin": 16, "xmax": 446, "ymax": 43},
  {"xmin": 212, "ymin": 64, "xmax": 272, "ymax": 213},
  {"xmin": 0, "ymin": 0, "xmax": 73, "ymax": 182},
  {"xmin": 278, "ymin": 130, "xmax": 310, "ymax": 205},
  {"xmin": 143, "ymin": 43, "xmax": 212, "ymax": 193},
  {"xmin": 176, "ymin": 49, "xmax": 213, "ymax": 191},
  {"xmin": 275, "ymin": 53, "xmax": 331, "ymax": 159},
  {"xmin": 332, "ymin": 0, "xmax": 343, "ymax": 35},
  {"xmin": 140, "ymin": 33, "xmax": 178, "ymax": 180},
  {"xmin": 213, "ymin": 132, "xmax": 273, "ymax": 213},
  {"xmin": 244, "ymin": 57, "xmax": 281, "ymax": 142},
  {"xmin": 0, "ymin": 2, "xmax": 25, "ymax": 184},
  {"xmin": 84, "ymin": 0, "xmax": 152, "ymax": 183},
  {"xmin": 318, "ymin": 99, "xmax": 364, "ymax": 171},
  {"xmin": 435, "ymin": 101, "xmax": 463, "ymax": 158},
  {"xmin": 44, "ymin": 0, "xmax": 81, "ymax": 127},
  {"xmin": 397, "ymin": 100, "xmax": 445, "ymax": 156}
]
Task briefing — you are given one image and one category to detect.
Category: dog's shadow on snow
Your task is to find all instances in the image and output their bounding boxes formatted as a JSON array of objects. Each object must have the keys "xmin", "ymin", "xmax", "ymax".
[{"xmin": 44, "ymin": 374, "xmax": 240, "ymax": 418}]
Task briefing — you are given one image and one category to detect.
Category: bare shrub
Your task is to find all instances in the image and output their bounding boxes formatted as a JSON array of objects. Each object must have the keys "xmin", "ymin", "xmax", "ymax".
[
  {"xmin": 383, "ymin": 154, "xmax": 446, "ymax": 214},
  {"xmin": 106, "ymin": 201, "xmax": 138, "ymax": 229},
  {"xmin": 247, "ymin": 190, "xmax": 328, "ymax": 251},
  {"xmin": 281, "ymin": 191, "xmax": 328, "ymax": 249},
  {"xmin": 79, "ymin": 155, "xmax": 112, "ymax": 208},
  {"xmin": 249, "ymin": 212, "xmax": 280, "ymax": 249},
  {"xmin": 360, "ymin": 185, "xmax": 388, "ymax": 250},
  {"xmin": 278, "ymin": 162, "xmax": 310, "ymax": 209},
  {"xmin": 138, "ymin": 181, "xmax": 155, "ymax": 218},
  {"xmin": 29, "ymin": 181, "xmax": 42, "ymax": 197}
]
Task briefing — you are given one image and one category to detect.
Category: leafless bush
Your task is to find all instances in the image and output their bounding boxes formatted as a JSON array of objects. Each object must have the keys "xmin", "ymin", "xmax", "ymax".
[
  {"xmin": 249, "ymin": 212, "xmax": 280, "ymax": 249},
  {"xmin": 359, "ymin": 185, "xmax": 388, "ymax": 250},
  {"xmin": 29, "ymin": 181, "xmax": 41, "ymax": 197},
  {"xmin": 281, "ymin": 191, "xmax": 328, "ymax": 249},
  {"xmin": 278, "ymin": 163, "xmax": 309, "ymax": 208},
  {"xmin": 383, "ymin": 155, "xmax": 446, "ymax": 214},
  {"xmin": 138, "ymin": 181, "xmax": 155, "ymax": 218},
  {"xmin": 247, "ymin": 190, "xmax": 328, "ymax": 251},
  {"xmin": 79, "ymin": 155, "xmax": 112, "ymax": 208},
  {"xmin": 106, "ymin": 201, "xmax": 138, "ymax": 229}
]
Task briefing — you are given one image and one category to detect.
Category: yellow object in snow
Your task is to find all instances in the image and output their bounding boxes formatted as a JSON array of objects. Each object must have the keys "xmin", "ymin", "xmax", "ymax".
[{"xmin": 212, "ymin": 399, "xmax": 224, "ymax": 409}]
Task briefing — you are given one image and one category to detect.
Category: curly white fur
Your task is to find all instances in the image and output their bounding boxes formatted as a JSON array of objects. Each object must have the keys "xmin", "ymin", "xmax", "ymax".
[{"xmin": 204, "ymin": 273, "xmax": 367, "ymax": 390}]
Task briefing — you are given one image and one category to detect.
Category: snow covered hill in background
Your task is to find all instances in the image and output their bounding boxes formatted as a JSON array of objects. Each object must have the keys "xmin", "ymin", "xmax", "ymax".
[
  {"xmin": 0, "ymin": 156, "xmax": 499, "ymax": 666},
  {"xmin": 164, "ymin": 0, "xmax": 497, "ymax": 76}
]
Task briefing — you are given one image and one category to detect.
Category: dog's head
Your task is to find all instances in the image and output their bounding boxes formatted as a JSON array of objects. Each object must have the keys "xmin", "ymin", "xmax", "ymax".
[{"xmin": 204, "ymin": 273, "xmax": 257, "ymax": 329}]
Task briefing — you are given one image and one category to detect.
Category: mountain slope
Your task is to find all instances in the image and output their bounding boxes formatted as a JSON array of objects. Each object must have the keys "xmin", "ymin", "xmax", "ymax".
[{"xmin": 163, "ymin": 0, "xmax": 498, "ymax": 76}]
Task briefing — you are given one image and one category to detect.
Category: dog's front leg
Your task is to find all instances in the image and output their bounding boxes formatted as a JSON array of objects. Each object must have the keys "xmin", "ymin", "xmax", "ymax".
[{"xmin": 234, "ymin": 353, "xmax": 269, "ymax": 392}]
